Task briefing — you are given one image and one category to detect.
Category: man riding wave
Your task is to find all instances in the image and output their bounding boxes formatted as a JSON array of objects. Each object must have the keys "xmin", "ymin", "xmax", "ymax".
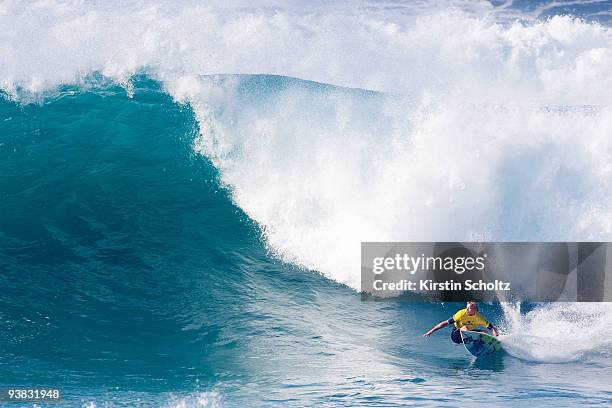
[{"xmin": 422, "ymin": 301, "xmax": 498, "ymax": 344}]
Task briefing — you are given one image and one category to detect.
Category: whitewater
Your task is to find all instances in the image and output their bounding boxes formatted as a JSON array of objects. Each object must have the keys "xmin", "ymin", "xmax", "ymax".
[{"xmin": 1, "ymin": 1, "xmax": 612, "ymax": 407}]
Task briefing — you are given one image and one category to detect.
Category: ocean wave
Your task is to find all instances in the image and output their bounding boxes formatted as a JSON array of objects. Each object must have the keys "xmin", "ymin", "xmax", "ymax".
[
  {"xmin": 2, "ymin": 2, "xmax": 611, "ymax": 289},
  {"xmin": 2, "ymin": 3, "xmax": 612, "ymax": 405}
]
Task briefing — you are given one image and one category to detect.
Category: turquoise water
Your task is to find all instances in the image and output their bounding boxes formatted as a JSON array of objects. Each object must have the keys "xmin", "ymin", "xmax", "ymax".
[
  {"xmin": 2, "ymin": 1, "xmax": 612, "ymax": 406},
  {"xmin": 1, "ymin": 77, "xmax": 611, "ymax": 407}
]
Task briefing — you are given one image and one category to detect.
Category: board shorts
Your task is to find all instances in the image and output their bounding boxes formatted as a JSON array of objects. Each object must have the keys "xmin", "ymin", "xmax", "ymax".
[{"xmin": 451, "ymin": 328, "xmax": 462, "ymax": 344}]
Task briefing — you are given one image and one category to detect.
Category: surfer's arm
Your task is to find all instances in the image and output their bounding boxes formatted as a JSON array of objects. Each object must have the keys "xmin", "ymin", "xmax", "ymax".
[
  {"xmin": 487, "ymin": 323, "xmax": 499, "ymax": 337},
  {"xmin": 422, "ymin": 319, "xmax": 452, "ymax": 337}
]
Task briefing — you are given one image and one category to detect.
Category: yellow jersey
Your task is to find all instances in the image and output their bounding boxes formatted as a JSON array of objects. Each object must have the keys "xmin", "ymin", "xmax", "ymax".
[{"xmin": 448, "ymin": 308, "xmax": 491, "ymax": 330}]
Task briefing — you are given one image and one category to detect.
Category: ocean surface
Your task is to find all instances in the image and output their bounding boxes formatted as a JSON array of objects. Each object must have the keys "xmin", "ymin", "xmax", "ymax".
[{"xmin": 1, "ymin": 1, "xmax": 612, "ymax": 407}]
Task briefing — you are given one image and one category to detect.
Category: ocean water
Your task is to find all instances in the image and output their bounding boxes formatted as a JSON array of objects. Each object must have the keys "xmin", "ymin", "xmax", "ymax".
[{"xmin": 1, "ymin": 1, "xmax": 612, "ymax": 407}]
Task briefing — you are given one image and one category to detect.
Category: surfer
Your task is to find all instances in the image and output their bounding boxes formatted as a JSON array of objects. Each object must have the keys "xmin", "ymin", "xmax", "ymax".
[{"xmin": 422, "ymin": 301, "xmax": 498, "ymax": 344}]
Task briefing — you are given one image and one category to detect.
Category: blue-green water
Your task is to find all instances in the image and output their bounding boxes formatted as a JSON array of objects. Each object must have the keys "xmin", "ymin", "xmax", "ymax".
[
  {"xmin": 1, "ymin": 78, "xmax": 611, "ymax": 407},
  {"xmin": 2, "ymin": 1, "xmax": 612, "ymax": 406}
]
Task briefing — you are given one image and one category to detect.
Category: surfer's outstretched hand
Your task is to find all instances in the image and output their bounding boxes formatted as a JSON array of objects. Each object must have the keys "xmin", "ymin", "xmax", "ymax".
[{"xmin": 422, "ymin": 331, "xmax": 432, "ymax": 337}]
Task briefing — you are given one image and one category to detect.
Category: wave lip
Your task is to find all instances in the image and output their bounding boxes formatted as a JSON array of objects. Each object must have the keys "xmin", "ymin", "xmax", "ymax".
[{"xmin": 2, "ymin": 2, "xmax": 612, "ymax": 104}]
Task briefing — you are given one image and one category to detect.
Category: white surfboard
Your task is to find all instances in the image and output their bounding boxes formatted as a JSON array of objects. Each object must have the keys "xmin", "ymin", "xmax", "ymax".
[{"xmin": 460, "ymin": 330, "xmax": 502, "ymax": 357}]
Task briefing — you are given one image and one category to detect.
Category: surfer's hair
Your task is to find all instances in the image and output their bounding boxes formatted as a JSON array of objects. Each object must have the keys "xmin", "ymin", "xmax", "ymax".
[{"xmin": 467, "ymin": 301, "xmax": 478, "ymax": 309}]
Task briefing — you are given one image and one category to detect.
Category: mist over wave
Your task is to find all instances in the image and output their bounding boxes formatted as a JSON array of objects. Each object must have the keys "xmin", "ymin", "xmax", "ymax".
[{"xmin": 2, "ymin": 0, "xmax": 612, "ymax": 103}]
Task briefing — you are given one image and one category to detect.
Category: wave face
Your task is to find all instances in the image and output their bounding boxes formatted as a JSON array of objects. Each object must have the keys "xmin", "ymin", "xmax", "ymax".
[
  {"xmin": 2, "ymin": 1, "xmax": 612, "ymax": 288},
  {"xmin": 1, "ymin": 1, "xmax": 612, "ymax": 407}
]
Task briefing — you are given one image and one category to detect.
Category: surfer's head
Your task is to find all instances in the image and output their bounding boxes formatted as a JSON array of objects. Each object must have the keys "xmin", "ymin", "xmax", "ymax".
[{"xmin": 466, "ymin": 301, "xmax": 478, "ymax": 315}]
